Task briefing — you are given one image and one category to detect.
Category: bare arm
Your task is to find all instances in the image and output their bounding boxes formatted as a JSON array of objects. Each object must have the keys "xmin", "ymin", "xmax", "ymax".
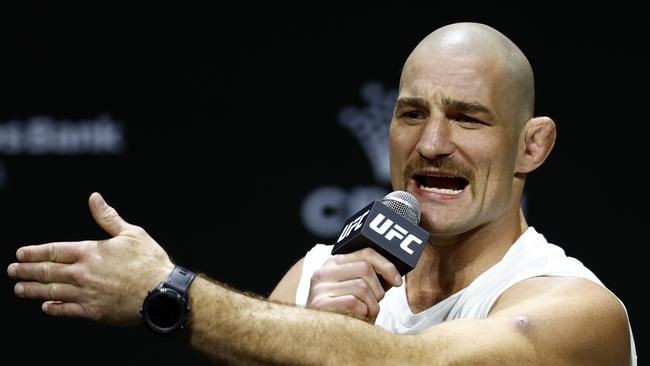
[
  {"xmin": 187, "ymin": 275, "xmax": 630, "ymax": 365},
  {"xmin": 268, "ymin": 257, "xmax": 303, "ymax": 303}
]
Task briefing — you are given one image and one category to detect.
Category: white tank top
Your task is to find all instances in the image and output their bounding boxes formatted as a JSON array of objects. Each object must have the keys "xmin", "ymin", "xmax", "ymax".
[{"xmin": 295, "ymin": 227, "xmax": 637, "ymax": 365}]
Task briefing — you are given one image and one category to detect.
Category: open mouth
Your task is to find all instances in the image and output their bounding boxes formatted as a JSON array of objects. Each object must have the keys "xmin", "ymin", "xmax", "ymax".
[{"xmin": 414, "ymin": 174, "xmax": 469, "ymax": 195}]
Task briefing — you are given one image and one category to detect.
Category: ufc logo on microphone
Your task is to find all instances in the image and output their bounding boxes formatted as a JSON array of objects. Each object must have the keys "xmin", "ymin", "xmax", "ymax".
[
  {"xmin": 369, "ymin": 214, "xmax": 423, "ymax": 254},
  {"xmin": 337, "ymin": 210, "xmax": 371, "ymax": 243}
]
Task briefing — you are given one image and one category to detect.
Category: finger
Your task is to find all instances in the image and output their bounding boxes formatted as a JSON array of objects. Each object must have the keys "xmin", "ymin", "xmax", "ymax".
[
  {"xmin": 315, "ymin": 279, "xmax": 381, "ymax": 319},
  {"xmin": 42, "ymin": 301, "xmax": 87, "ymax": 318},
  {"xmin": 15, "ymin": 242, "xmax": 83, "ymax": 263},
  {"xmin": 313, "ymin": 261, "xmax": 385, "ymax": 301},
  {"xmin": 317, "ymin": 295, "xmax": 369, "ymax": 319},
  {"xmin": 328, "ymin": 248, "xmax": 403, "ymax": 287},
  {"xmin": 89, "ymin": 192, "xmax": 131, "ymax": 237},
  {"xmin": 14, "ymin": 281, "xmax": 80, "ymax": 302},
  {"xmin": 8, "ymin": 262, "xmax": 79, "ymax": 284}
]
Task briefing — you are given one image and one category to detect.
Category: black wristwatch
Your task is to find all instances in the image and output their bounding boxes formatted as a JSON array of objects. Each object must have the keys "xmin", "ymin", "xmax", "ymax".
[{"xmin": 140, "ymin": 265, "xmax": 197, "ymax": 335}]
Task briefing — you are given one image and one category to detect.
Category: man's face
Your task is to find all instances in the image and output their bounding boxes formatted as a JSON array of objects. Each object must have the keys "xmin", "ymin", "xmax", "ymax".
[{"xmin": 389, "ymin": 52, "xmax": 522, "ymax": 239}]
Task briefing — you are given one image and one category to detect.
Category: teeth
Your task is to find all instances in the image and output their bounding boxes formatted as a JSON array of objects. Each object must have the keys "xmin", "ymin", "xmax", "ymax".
[{"xmin": 420, "ymin": 184, "xmax": 463, "ymax": 195}]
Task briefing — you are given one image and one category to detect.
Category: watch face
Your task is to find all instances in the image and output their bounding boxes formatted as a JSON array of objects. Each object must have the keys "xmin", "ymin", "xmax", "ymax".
[{"xmin": 143, "ymin": 289, "xmax": 184, "ymax": 332}]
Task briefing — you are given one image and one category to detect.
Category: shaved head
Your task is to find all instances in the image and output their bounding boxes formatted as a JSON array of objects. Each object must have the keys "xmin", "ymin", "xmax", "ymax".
[{"xmin": 400, "ymin": 23, "xmax": 535, "ymax": 124}]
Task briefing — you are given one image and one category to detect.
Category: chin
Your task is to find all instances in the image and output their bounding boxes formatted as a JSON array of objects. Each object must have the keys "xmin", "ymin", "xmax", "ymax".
[{"xmin": 420, "ymin": 215, "xmax": 468, "ymax": 237}]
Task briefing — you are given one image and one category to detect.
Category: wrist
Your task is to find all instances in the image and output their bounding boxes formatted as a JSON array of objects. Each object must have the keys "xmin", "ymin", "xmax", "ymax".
[{"xmin": 140, "ymin": 265, "xmax": 197, "ymax": 335}]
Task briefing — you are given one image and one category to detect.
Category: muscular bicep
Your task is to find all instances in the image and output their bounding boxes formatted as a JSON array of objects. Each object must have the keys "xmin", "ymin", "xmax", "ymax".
[
  {"xmin": 417, "ymin": 277, "xmax": 631, "ymax": 365},
  {"xmin": 268, "ymin": 257, "xmax": 304, "ymax": 304}
]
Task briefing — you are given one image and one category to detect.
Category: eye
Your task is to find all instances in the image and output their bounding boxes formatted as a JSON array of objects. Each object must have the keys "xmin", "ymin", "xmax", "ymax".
[
  {"xmin": 399, "ymin": 110, "xmax": 428, "ymax": 124},
  {"xmin": 448, "ymin": 113, "xmax": 485, "ymax": 128}
]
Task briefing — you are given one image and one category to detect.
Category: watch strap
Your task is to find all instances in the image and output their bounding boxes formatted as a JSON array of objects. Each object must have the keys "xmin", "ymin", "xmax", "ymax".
[{"xmin": 163, "ymin": 266, "xmax": 197, "ymax": 294}]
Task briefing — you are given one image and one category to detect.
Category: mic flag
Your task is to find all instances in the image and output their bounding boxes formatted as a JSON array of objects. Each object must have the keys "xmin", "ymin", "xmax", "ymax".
[{"xmin": 331, "ymin": 191, "xmax": 429, "ymax": 276}]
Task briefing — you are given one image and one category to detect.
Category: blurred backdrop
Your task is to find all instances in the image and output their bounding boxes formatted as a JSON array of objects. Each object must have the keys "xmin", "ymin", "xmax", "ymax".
[{"xmin": 2, "ymin": 5, "xmax": 645, "ymax": 365}]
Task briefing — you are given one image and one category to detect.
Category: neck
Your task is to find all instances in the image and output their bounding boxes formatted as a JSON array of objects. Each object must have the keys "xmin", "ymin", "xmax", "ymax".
[{"xmin": 405, "ymin": 208, "xmax": 528, "ymax": 313}]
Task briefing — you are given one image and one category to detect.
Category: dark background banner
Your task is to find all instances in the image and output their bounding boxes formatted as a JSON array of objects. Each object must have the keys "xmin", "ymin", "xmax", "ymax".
[{"xmin": 2, "ymin": 5, "xmax": 645, "ymax": 365}]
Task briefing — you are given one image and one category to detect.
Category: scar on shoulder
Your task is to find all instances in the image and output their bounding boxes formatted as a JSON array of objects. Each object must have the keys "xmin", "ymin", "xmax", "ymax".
[{"xmin": 513, "ymin": 314, "xmax": 531, "ymax": 332}]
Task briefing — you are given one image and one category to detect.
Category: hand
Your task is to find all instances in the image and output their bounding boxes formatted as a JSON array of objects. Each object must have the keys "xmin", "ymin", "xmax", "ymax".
[
  {"xmin": 7, "ymin": 192, "xmax": 174, "ymax": 325},
  {"xmin": 306, "ymin": 247, "xmax": 403, "ymax": 322}
]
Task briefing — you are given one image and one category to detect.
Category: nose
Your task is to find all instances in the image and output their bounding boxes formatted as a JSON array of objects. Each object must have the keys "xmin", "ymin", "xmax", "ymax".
[{"xmin": 415, "ymin": 116, "xmax": 456, "ymax": 161}]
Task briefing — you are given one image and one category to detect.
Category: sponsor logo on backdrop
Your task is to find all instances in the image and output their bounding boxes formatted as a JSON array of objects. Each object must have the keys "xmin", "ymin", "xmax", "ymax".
[
  {"xmin": 0, "ymin": 114, "xmax": 125, "ymax": 188},
  {"xmin": 301, "ymin": 81, "xmax": 397, "ymax": 238}
]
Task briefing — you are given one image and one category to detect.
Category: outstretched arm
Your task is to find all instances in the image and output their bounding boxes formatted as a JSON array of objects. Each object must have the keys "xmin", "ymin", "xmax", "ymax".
[
  {"xmin": 8, "ymin": 193, "xmax": 631, "ymax": 365},
  {"xmin": 187, "ymin": 273, "xmax": 630, "ymax": 365}
]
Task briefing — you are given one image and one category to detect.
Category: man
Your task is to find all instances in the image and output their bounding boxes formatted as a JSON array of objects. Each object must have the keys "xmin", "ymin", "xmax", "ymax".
[{"xmin": 7, "ymin": 23, "xmax": 636, "ymax": 365}]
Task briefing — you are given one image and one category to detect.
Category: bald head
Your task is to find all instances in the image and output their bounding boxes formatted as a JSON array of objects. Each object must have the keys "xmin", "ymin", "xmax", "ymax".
[{"xmin": 401, "ymin": 23, "xmax": 535, "ymax": 124}]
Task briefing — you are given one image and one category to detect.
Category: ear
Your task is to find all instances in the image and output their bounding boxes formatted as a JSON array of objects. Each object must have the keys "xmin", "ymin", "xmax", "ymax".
[{"xmin": 515, "ymin": 116, "xmax": 556, "ymax": 174}]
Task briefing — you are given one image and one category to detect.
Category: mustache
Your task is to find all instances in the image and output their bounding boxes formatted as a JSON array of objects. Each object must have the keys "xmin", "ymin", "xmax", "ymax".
[{"xmin": 402, "ymin": 156, "xmax": 475, "ymax": 187}]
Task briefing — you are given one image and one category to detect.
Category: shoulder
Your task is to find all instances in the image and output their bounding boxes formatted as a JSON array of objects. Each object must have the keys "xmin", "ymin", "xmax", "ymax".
[
  {"xmin": 418, "ymin": 277, "xmax": 631, "ymax": 365},
  {"xmin": 269, "ymin": 244, "xmax": 334, "ymax": 304},
  {"xmin": 268, "ymin": 257, "xmax": 305, "ymax": 303},
  {"xmin": 490, "ymin": 276, "xmax": 631, "ymax": 365},
  {"xmin": 491, "ymin": 276, "xmax": 629, "ymax": 328}
]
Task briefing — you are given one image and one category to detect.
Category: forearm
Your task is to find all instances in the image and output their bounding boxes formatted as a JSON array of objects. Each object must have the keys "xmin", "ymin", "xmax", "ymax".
[{"xmin": 186, "ymin": 276, "xmax": 424, "ymax": 366}]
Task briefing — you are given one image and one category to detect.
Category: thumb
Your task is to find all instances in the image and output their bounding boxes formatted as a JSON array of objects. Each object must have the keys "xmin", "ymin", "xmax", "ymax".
[{"xmin": 89, "ymin": 192, "xmax": 131, "ymax": 237}]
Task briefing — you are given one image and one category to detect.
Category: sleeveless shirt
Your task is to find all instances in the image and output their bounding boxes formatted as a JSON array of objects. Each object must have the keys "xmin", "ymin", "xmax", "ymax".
[{"xmin": 295, "ymin": 227, "xmax": 637, "ymax": 365}]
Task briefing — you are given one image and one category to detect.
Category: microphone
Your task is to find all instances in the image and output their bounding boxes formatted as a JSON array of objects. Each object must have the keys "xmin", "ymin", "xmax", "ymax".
[{"xmin": 331, "ymin": 191, "xmax": 429, "ymax": 276}]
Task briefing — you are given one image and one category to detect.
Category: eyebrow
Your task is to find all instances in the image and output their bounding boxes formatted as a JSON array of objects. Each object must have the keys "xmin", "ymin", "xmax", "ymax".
[
  {"xmin": 441, "ymin": 96, "xmax": 495, "ymax": 119},
  {"xmin": 394, "ymin": 97, "xmax": 430, "ymax": 111},
  {"xmin": 395, "ymin": 96, "xmax": 495, "ymax": 120}
]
